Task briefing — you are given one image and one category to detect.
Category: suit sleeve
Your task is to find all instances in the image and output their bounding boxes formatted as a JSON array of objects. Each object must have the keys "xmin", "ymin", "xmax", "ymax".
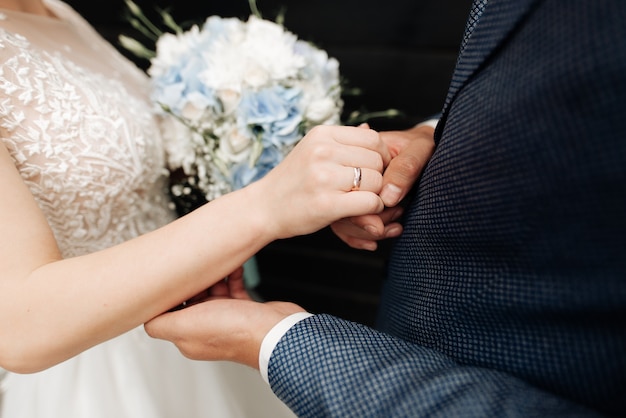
[{"xmin": 267, "ymin": 314, "xmax": 599, "ymax": 417}]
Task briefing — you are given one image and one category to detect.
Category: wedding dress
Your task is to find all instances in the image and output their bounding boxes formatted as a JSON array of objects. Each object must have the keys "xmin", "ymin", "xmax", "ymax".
[{"xmin": 0, "ymin": 1, "xmax": 294, "ymax": 417}]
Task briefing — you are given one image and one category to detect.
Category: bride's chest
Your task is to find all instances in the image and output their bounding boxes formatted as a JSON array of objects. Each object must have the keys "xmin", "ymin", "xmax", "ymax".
[{"xmin": 0, "ymin": 32, "xmax": 166, "ymax": 197}]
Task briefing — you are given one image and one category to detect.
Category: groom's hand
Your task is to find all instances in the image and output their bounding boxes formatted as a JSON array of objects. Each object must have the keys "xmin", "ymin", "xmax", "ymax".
[
  {"xmin": 145, "ymin": 299, "xmax": 304, "ymax": 369},
  {"xmin": 204, "ymin": 266, "xmax": 251, "ymax": 301},
  {"xmin": 169, "ymin": 266, "xmax": 251, "ymax": 311}
]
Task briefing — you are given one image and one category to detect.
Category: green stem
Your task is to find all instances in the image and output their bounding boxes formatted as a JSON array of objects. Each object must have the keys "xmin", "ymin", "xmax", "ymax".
[
  {"xmin": 130, "ymin": 18, "xmax": 160, "ymax": 42},
  {"xmin": 125, "ymin": 0, "xmax": 163, "ymax": 38},
  {"xmin": 136, "ymin": 13, "xmax": 164, "ymax": 38},
  {"xmin": 346, "ymin": 109, "xmax": 402, "ymax": 125},
  {"xmin": 249, "ymin": 0, "xmax": 262, "ymax": 18}
]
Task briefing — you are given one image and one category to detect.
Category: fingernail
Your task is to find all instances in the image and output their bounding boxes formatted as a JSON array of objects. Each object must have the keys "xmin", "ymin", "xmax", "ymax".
[
  {"xmin": 391, "ymin": 206, "xmax": 404, "ymax": 220},
  {"xmin": 385, "ymin": 225, "xmax": 402, "ymax": 238},
  {"xmin": 361, "ymin": 241, "xmax": 377, "ymax": 251},
  {"xmin": 364, "ymin": 225, "xmax": 381, "ymax": 237},
  {"xmin": 380, "ymin": 184, "xmax": 402, "ymax": 206}
]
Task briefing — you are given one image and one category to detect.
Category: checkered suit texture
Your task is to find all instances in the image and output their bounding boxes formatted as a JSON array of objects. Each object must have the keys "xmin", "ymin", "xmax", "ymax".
[
  {"xmin": 269, "ymin": 0, "xmax": 626, "ymax": 416},
  {"xmin": 459, "ymin": 0, "xmax": 487, "ymax": 54}
]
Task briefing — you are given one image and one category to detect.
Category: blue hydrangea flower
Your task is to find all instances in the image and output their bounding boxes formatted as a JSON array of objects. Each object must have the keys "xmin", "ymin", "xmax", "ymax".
[
  {"xmin": 230, "ymin": 145, "xmax": 282, "ymax": 190},
  {"xmin": 238, "ymin": 86, "xmax": 303, "ymax": 149}
]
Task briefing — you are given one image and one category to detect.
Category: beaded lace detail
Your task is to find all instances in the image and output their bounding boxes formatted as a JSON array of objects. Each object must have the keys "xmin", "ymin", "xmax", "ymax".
[{"xmin": 0, "ymin": 9, "xmax": 175, "ymax": 257}]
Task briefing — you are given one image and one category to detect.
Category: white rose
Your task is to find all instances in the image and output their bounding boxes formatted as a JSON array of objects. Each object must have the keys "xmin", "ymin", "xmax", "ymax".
[
  {"xmin": 215, "ymin": 125, "xmax": 253, "ymax": 164},
  {"xmin": 305, "ymin": 97, "xmax": 339, "ymax": 124},
  {"xmin": 217, "ymin": 89, "xmax": 242, "ymax": 115},
  {"xmin": 179, "ymin": 92, "xmax": 210, "ymax": 122}
]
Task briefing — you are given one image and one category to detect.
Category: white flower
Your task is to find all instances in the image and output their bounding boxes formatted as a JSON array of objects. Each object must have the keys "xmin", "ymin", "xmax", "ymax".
[
  {"xmin": 242, "ymin": 16, "xmax": 304, "ymax": 83},
  {"xmin": 216, "ymin": 124, "xmax": 252, "ymax": 162},
  {"xmin": 159, "ymin": 116, "xmax": 197, "ymax": 172},
  {"xmin": 242, "ymin": 62, "xmax": 270, "ymax": 89},
  {"xmin": 216, "ymin": 89, "xmax": 241, "ymax": 115},
  {"xmin": 215, "ymin": 124, "xmax": 254, "ymax": 164},
  {"xmin": 180, "ymin": 91, "xmax": 215, "ymax": 122},
  {"xmin": 196, "ymin": 17, "xmax": 247, "ymax": 92},
  {"xmin": 149, "ymin": 27, "xmax": 202, "ymax": 78},
  {"xmin": 295, "ymin": 41, "xmax": 340, "ymax": 92},
  {"xmin": 306, "ymin": 97, "xmax": 340, "ymax": 124}
]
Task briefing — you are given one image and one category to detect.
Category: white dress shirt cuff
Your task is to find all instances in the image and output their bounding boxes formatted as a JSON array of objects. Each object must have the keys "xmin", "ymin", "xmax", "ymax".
[
  {"xmin": 258, "ymin": 312, "xmax": 314, "ymax": 384},
  {"xmin": 416, "ymin": 118, "xmax": 439, "ymax": 129}
]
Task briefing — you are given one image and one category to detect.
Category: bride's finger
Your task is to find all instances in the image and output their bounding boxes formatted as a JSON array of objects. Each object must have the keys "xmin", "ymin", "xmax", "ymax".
[
  {"xmin": 310, "ymin": 125, "xmax": 391, "ymax": 168},
  {"xmin": 339, "ymin": 145, "xmax": 386, "ymax": 173},
  {"xmin": 331, "ymin": 190, "xmax": 385, "ymax": 221},
  {"xmin": 341, "ymin": 166, "xmax": 383, "ymax": 193}
]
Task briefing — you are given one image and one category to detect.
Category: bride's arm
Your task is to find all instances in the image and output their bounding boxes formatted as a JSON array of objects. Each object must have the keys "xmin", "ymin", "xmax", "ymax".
[{"xmin": 0, "ymin": 125, "xmax": 390, "ymax": 373}]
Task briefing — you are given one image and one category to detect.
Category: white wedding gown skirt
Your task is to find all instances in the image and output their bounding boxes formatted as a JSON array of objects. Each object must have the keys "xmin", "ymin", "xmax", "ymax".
[{"xmin": 1, "ymin": 327, "xmax": 294, "ymax": 417}]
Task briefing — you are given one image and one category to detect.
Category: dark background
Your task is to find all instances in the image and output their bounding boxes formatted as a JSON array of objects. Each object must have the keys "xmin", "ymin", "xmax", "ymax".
[{"xmin": 65, "ymin": 0, "xmax": 471, "ymax": 326}]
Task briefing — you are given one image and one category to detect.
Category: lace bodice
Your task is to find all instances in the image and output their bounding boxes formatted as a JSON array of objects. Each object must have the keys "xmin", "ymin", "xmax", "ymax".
[{"xmin": 0, "ymin": 1, "xmax": 175, "ymax": 257}]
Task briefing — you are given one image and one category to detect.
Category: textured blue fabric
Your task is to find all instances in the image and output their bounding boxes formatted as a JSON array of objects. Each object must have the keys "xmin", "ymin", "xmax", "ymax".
[
  {"xmin": 269, "ymin": 1, "xmax": 626, "ymax": 416},
  {"xmin": 459, "ymin": 0, "xmax": 487, "ymax": 55},
  {"xmin": 271, "ymin": 315, "xmax": 596, "ymax": 417}
]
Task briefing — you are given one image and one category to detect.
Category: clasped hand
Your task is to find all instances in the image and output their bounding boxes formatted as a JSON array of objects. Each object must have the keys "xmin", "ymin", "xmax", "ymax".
[
  {"xmin": 145, "ymin": 123, "xmax": 435, "ymax": 370},
  {"xmin": 330, "ymin": 123, "xmax": 436, "ymax": 250}
]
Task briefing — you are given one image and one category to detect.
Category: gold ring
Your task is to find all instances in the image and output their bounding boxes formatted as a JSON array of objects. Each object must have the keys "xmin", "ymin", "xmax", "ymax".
[{"xmin": 351, "ymin": 167, "xmax": 362, "ymax": 191}]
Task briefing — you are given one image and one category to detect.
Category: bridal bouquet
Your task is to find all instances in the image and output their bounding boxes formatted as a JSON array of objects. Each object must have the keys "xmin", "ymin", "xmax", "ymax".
[{"xmin": 120, "ymin": 0, "xmax": 343, "ymax": 212}]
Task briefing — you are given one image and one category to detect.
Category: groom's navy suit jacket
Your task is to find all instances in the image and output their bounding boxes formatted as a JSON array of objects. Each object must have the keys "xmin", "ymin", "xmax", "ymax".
[{"xmin": 269, "ymin": 1, "xmax": 626, "ymax": 416}]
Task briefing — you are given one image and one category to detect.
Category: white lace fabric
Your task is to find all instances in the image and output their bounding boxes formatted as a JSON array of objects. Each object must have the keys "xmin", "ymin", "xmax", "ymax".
[{"xmin": 0, "ymin": 1, "xmax": 175, "ymax": 258}]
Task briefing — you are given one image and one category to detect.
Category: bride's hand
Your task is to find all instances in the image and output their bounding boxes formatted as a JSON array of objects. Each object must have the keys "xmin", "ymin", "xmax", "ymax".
[{"xmin": 251, "ymin": 125, "xmax": 392, "ymax": 239}]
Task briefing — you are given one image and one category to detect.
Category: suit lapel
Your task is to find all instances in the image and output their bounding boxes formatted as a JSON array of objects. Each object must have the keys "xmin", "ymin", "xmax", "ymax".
[{"xmin": 436, "ymin": 0, "xmax": 541, "ymax": 140}]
